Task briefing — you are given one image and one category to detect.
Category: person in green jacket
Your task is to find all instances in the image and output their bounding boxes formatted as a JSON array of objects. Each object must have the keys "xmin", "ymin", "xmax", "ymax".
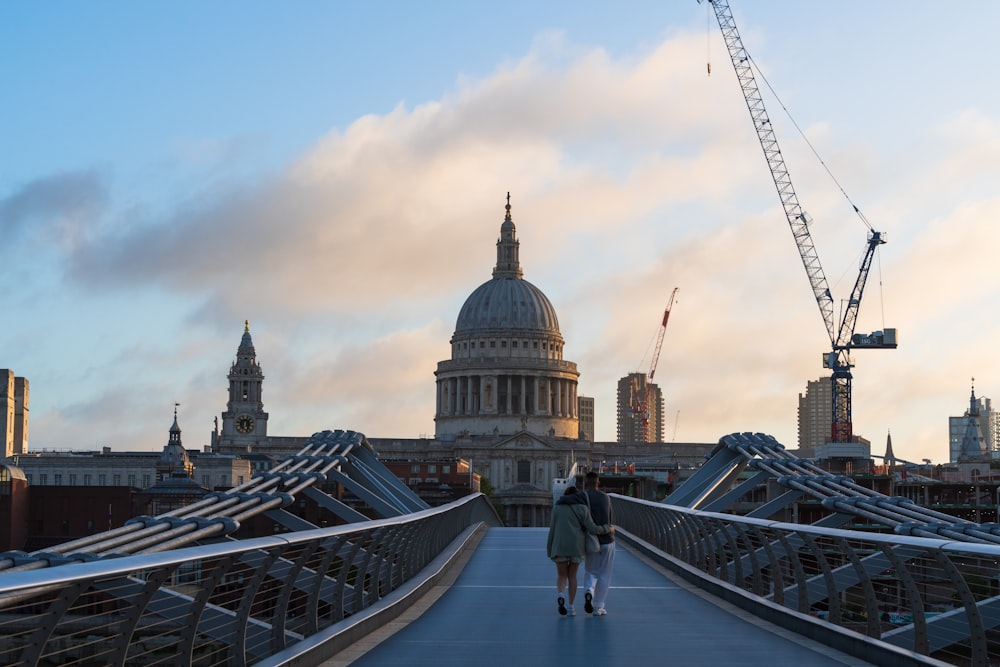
[{"xmin": 546, "ymin": 486, "xmax": 613, "ymax": 616}]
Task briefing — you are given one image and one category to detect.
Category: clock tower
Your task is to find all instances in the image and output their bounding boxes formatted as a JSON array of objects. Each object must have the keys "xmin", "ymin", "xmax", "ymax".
[{"xmin": 214, "ymin": 320, "xmax": 269, "ymax": 452}]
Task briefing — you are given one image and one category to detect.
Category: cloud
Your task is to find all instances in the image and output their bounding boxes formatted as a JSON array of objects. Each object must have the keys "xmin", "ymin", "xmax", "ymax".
[
  {"xmin": 60, "ymin": 32, "xmax": 747, "ymax": 318},
  {"xmin": 0, "ymin": 170, "xmax": 107, "ymax": 253}
]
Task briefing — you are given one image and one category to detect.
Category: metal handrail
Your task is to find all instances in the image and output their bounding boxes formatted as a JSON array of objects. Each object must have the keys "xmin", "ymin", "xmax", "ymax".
[
  {"xmin": 613, "ymin": 494, "xmax": 1000, "ymax": 667},
  {"xmin": 0, "ymin": 494, "xmax": 501, "ymax": 667}
]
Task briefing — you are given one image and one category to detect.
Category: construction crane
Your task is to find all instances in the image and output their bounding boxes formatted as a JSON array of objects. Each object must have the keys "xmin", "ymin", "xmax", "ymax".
[
  {"xmin": 704, "ymin": 1, "xmax": 896, "ymax": 444},
  {"xmin": 631, "ymin": 288, "xmax": 679, "ymax": 442}
]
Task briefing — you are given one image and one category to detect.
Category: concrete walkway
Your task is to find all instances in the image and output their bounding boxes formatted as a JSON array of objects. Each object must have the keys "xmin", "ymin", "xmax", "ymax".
[{"xmin": 332, "ymin": 527, "xmax": 873, "ymax": 666}]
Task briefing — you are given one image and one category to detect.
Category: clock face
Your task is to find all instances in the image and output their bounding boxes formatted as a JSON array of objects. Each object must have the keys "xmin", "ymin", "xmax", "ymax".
[{"xmin": 235, "ymin": 414, "xmax": 255, "ymax": 434}]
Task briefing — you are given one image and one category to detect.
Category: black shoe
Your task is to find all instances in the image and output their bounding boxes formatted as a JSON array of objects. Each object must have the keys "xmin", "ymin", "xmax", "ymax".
[
  {"xmin": 558, "ymin": 596, "xmax": 567, "ymax": 615},
  {"xmin": 584, "ymin": 591, "xmax": 594, "ymax": 614}
]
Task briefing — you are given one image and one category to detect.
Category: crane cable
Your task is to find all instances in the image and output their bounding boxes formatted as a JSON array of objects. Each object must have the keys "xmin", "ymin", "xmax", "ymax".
[
  {"xmin": 706, "ymin": 1, "xmax": 713, "ymax": 75},
  {"xmin": 876, "ymin": 247, "xmax": 887, "ymax": 330},
  {"xmin": 744, "ymin": 51, "xmax": 873, "ymax": 232}
]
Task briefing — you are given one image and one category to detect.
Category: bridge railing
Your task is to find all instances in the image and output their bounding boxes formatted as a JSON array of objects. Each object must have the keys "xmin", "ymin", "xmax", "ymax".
[
  {"xmin": 0, "ymin": 493, "xmax": 500, "ymax": 667},
  {"xmin": 612, "ymin": 494, "xmax": 1000, "ymax": 667}
]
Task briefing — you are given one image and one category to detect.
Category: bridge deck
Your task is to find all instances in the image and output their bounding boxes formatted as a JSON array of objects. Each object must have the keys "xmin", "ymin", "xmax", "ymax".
[{"xmin": 333, "ymin": 527, "xmax": 871, "ymax": 666}]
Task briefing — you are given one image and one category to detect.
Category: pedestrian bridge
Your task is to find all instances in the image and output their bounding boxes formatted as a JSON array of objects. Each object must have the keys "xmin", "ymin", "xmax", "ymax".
[{"xmin": 1, "ymin": 430, "xmax": 998, "ymax": 666}]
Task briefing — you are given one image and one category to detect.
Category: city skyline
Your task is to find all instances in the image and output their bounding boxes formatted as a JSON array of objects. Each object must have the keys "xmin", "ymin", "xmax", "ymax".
[{"xmin": 3, "ymin": 2, "xmax": 1000, "ymax": 463}]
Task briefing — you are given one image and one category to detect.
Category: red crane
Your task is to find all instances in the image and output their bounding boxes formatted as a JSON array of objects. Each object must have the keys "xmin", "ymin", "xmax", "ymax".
[{"xmin": 631, "ymin": 288, "xmax": 679, "ymax": 441}]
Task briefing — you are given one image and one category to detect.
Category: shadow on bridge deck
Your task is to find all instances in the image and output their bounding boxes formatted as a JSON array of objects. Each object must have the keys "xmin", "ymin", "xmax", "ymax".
[{"xmin": 329, "ymin": 527, "xmax": 871, "ymax": 666}]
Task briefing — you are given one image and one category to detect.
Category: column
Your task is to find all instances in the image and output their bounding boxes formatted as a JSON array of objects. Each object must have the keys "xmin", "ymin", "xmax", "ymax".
[
  {"xmin": 466, "ymin": 375, "xmax": 474, "ymax": 415},
  {"xmin": 520, "ymin": 376, "xmax": 527, "ymax": 414},
  {"xmin": 506, "ymin": 376, "xmax": 513, "ymax": 414},
  {"xmin": 556, "ymin": 379, "xmax": 562, "ymax": 417}
]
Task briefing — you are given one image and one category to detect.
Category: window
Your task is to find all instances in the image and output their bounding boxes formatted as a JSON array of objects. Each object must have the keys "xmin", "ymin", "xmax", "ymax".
[
  {"xmin": 69, "ymin": 474, "xmax": 77, "ymax": 486},
  {"xmin": 98, "ymin": 474, "xmax": 106, "ymax": 485},
  {"xmin": 501, "ymin": 341, "xmax": 507, "ymax": 347},
  {"xmin": 128, "ymin": 474, "xmax": 136, "ymax": 487},
  {"xmin": 25, "ymin": 474, "xmax": 32, "ymax": 484},
  {"xmin": 490, "ymin": 341, "xmax": 496, "ymax": 348},
  {"xmin": 428, "ymin": 464, "xmax": 437, "ymax": 474},
  {"xmin": 142, "ymin": 474, "xmax": 151, "ymax": 487},
  {"xmin": 238, "ymin": 476, "xmax": 244, "ymax": 484},
  {"xmin": 512, "ymin": 341, "xmax": 518, "ymax": 348},
  {"xmin": 202, "ymin": 475, "xmax": 210, "ymax": 487},
  {"xmin": 443, "ymin": 465, "xmax": 451, "ymax": 474},
  {"xmin": 480, "ymin": 341, "xmax": 485, "ymax": 348},
  {"xmin": 411, "ymin": 464, "xmax": 421, "ymax": 473},
  {"xmin": 113, "ymin": 474, "xmax": 121, "ymax": 485},
  {"xmin": 517, "ymin": 460, "xmax": 531, "ymax": 483},
  {"xmin": 54, "ymin": 474, "xmax": 62, "ymax": 485},
  {"xmin": 83, "ymin": 474, "xmax": 92, "ymax": 486}
]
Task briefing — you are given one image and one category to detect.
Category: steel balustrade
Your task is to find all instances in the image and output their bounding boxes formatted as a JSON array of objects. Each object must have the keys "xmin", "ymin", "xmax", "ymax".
[
  {"xmin": 0, "ymin": 493, "xmax": 501, "ymax": 666},
  {"xmin": 612, "ymin": 494, "xmax": 1000, "ymax": 666}
]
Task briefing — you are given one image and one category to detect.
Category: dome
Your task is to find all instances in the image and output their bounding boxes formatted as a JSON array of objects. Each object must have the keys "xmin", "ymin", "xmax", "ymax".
[
  {"xmin": 453, "ymin": 194, "xmax": 560, "ymax": 336},
  {"xmin": 455, "ymin": 277, "xmax": 560, "ymax": 335}
]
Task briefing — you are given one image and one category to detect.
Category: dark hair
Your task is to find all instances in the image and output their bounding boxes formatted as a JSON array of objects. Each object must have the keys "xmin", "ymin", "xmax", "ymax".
[
  {"xmin": 564, "ymin": 486, "xmax": 578, "ymax": 495},
  {"xmin": 585, "ymin": 471, "xmax": 599, "ymax": 480}
]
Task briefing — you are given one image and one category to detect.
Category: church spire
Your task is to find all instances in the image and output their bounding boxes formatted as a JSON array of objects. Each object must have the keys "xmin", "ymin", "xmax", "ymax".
[
  {"xmin": 239, "ymin": 319, "xmax": 256, "ymax": 358},
  {"xmin": 493, "ymin": 192, "xmax": 523, "ymax": 279},
  {"xmin": 883, "ymin": 429, "xmax": 895, "ymax": 462}
]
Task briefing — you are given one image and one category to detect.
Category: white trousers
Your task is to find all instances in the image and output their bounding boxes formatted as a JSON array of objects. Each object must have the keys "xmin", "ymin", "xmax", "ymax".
[{"xmin": 583, "ymin": 542, "xmax": 615, "ymax": 609}]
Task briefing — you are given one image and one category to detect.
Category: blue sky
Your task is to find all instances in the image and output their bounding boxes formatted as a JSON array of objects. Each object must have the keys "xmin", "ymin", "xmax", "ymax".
[{"xmin": 3, "ymin": 2, "xmax": 1000, "ymax": 464}]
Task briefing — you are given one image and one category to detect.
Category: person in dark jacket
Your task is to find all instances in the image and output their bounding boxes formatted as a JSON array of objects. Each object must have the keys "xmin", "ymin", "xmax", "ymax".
[
  {"xmin": 546, "ymin": 486, "xmax": 613, "ymax": 616},
  {"xmin": 582, "ymin": 470, "xmax": 615, "ymax": 615}
]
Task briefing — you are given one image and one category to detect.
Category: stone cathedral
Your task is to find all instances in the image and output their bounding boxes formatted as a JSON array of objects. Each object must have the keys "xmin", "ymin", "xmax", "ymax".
[{"xmin": 210, "ymin": 196, "xmax": 708, "ymax": 526}]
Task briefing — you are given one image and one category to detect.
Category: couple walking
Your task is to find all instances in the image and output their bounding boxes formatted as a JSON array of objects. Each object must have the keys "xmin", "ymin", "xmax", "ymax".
[{"xmin": 545, "ymin": 471, "xmax": 615, "ymax": 617}]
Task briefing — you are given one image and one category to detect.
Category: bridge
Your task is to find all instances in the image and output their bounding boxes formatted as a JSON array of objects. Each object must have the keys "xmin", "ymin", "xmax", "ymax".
[{"xmin": 1, "ymin": 430, "xmax": 998, "ymax": 666}]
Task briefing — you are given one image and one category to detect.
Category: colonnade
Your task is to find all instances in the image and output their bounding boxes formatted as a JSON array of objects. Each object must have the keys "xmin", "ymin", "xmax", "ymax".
[{"xmin": 436, "ymin": 373, "xmax": 577, "ymax": 419}]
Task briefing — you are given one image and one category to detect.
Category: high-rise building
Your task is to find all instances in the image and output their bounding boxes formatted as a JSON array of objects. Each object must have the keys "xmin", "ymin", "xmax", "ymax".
[
  {"xmin": 949, "ymin": 381, "xmax": 999, "ymax": 463},
  {"xmin": 616, "ymin": 373, "xmax": 663, "ymax": 444},
  {"xmin": 0, "ymin": 369, "xmax": 29, "ymax": 460},
  {"xmin": 577, "ymin": 396, "xmax": 595, "ymax": 441},
  {"xmin": 797, "ymin": 377, "xmax": 832, "ymax": 458}
]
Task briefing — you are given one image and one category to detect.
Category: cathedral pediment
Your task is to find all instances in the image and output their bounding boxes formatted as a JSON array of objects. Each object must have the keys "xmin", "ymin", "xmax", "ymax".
[{"xmin": 491, "ymin": 432, "xmax": 555, "ymax": 451}]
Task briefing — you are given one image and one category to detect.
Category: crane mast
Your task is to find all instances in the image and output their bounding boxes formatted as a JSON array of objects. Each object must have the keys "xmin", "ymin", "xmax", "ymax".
[
  {"xmin": 705, "ymin": 0, "xmax": 896, "ymax": 444},
  {"xmin": 632, "ymin": 288, "xmax": 679, "ymax": 442}
]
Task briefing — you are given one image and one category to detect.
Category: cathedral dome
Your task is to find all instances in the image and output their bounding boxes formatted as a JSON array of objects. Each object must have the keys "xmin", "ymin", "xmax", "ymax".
[
  {"xmin": 453, "ymin": 195, "xmax": 560, "ymax": 337},
  {"xmin": 455, "ymin": 277, "xmax": 560, "ymax": 335}
]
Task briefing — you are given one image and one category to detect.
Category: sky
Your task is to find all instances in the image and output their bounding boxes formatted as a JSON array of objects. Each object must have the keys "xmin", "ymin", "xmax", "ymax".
[{"xmin": 3, "ymin": 2, "xmax": 1000, "ymax": 465}]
